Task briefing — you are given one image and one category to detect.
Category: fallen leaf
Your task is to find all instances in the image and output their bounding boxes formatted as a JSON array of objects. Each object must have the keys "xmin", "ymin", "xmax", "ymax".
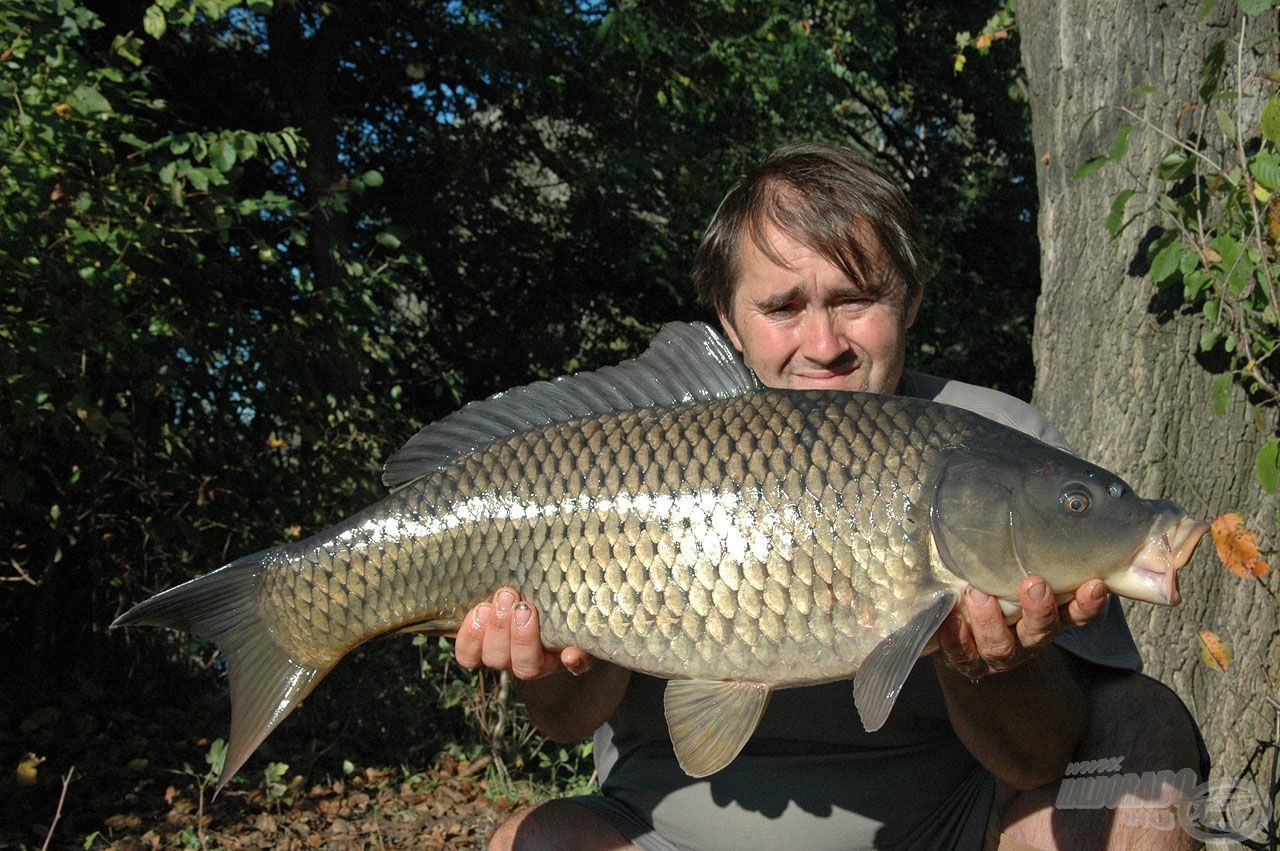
[
  {"xmin": 1211, "ymin": 513, "xmax": 1270, "ymax": 578},
  {"xmin": 1199, "ymin": 628, "xmax": 1233, "ymax": 671}
]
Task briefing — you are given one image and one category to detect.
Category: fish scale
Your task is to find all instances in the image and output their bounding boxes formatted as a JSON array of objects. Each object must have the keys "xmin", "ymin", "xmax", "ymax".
[
  {"xmin": 114, "ymin": 321, "xmax": 1208, "ymax": 788},
  {"xmin": 256, "ymin": 391, "xmax": 960, "ymax": 685}
]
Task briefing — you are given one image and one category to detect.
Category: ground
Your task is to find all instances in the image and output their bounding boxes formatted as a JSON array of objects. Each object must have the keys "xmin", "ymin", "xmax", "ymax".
[
  {"xmin": 90, "ymin": 753, "xmax": 521, "ymax": 850},
  {"xmin": 0, "ymin": 644, "xmax": 580, "ymax": 851},
  {"xmin": 8, "ymin": 740, "xmax": 528, "ymax": 850}
]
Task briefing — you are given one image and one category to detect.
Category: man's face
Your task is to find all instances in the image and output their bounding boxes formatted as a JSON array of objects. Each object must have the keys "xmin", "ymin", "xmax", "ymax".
[{"xmin": 717, "ymin": 222, "xmax": 919, "ymax": 393}]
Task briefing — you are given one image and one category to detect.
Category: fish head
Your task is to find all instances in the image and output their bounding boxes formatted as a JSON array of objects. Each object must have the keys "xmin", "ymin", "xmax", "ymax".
[{"xmin": 930, "ymin": 441, "xmax": 1209, "ymax": 606}]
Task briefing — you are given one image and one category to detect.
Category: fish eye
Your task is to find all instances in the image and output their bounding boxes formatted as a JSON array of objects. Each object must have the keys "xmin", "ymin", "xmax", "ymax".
[
  {"xmin": 1108, "ymin": 482, "xmax": 1126, "ymax": 499},
  {"xmin": 1060, "ymin": 486, "xmax": 1091, "ymax": 514}
]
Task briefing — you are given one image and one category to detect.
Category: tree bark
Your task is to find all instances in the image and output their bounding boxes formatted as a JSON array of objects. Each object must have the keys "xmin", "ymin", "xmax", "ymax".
[{"xmin": 1021, "ymin": 0, "xmax": 1280, "ymax": 791}]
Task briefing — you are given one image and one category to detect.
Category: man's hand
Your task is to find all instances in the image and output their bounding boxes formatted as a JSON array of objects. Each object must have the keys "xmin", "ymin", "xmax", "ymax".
[
  {"xmin": 936, "ymin": 576, "xmax": 1108, "ymax": 680},
  {"xmin": 454, "ymin": 587, "xmax": 625, "ymax": 742},
  {"xmin": 455, "ymin": 587, "xmax": 595, "ymax": 679}
]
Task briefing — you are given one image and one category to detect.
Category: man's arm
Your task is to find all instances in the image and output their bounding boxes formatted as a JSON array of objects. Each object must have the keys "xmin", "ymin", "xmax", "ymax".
[
  {"xmin": 933, "ymin": 576, "xmax": 1108, "ymax": 789},
  {"xmin": 454, "ymin": 587, "xmax": 631, "ymax": 742}
]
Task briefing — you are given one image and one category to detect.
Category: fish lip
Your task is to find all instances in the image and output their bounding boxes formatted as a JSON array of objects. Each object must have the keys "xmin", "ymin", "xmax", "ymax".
[{"xmin": 1126, "ymin": 514, "xmax": 1211, "ymax": 605}]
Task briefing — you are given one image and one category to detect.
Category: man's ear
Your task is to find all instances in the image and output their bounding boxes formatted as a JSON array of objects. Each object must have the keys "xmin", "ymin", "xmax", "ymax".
[
  {"xmin": 717, "ymin": 308, "xmax": 745, "ymax": 352},
  {"xmin": 903, "ymin": 287, "xmax": 922, "ymax": 329}
]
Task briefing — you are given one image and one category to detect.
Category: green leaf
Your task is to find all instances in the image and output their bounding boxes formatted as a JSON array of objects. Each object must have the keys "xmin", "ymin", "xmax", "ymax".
[
  {"xmin": 1156, "ymin": 149, "xmax": 1195, "ymax": 180},
  {"xmin": 143, "ymin": 5, "xmax": 167, "ymax": 39},
  {"xmin": 1215, "ymin": 108, "xmax": 1236, "ymax": 140},
  {"xmin": 1249, "ymin": 150, "xmax": 1280, "ymax": 189},
  {"xmin": 1211, "ymin": 372, "xmax": 1232, "ymax": 416},
  {"xmin": 67, "ymin": 85, "xmax": 112, "ymax": 115},
  {"xmin": 1257, "ymin": 438, "xmax": 1280, "ymax": 494},
  {"xmin": 1262, "ymin": 96, "xmax": 1280, "ymax": 144},
  {"xmin": 1072, "ymin": 156, "xmax": 1109, "ymax": 180},
  {"xmin": 1240, "ymin": 0, "xmax": 1278, "ymax": 16},
  {"xmin": 1149, "ymin": 240, "xmax": 1182, "ymax": 283},
  {"xmin": 1108, "ymin": 124, "xmax": 1133, "ymax": 161},
  {"xmin": 1106, "ymin": 189, "xmax": 1136, "ymax": 236},
  {"xmin": 210, "ymin": 138, "xmax": 236, "ymax": 173}
]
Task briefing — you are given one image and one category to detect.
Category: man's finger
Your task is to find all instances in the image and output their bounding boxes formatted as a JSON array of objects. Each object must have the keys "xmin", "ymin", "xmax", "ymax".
[
  {"xmin": 1062, "ymin": 579, "xmax": 1107, "ymax": 627},
  {"xmin": 1013, "ymin": 577, "xmax": 1060, "ymax": 649},
  {"xmin": 965, "ymin": 587, "xmax": 1018, "ymax": 664},
  {"xmin": 509, "ymin": 601, "xmax": 558, "ymax": 679},
  {"xmin": 454, "ymin": 602, "xmax": 489, "ymax": 668},
  {"xmin": 480, "ymin": 587, "xmax": 518, "ymax": 670}
]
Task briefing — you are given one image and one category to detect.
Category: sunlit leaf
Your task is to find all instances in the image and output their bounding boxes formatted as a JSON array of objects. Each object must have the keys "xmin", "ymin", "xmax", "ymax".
[
  {"xmin": 67, "ymin": 85, "xmax": 112, "ymax": 116},
  {"xmin": 1263, "ymin": 95, "xmax": 1280, "ymax": 144},
  {"xmin": 1198, "ymin": 629, "xmax": 1232, "ymax": 671},
  {"xmin": 1149, "ymin": 240, "xmax": 1182, "ymax": 283},
  {"xmin": 1258, "ymin": 438, "xmax": 1280, "ymax": 494},
  {"xmin": 1072, "ymin": 156, "xmax": 1109, "ymax": 180},
  {"xmin": 1249, "ymin": 150, "xmax": 1280, "ymax": 190},
  {"xmin": 143, "ymin": 5, "xmax": 167, "ymax": 40},
  {"xmin": 1240, "ymin": 0, "xmax": 1278, "ymax": 16},
  {"xmin": 1108, "ymin": 124, "xmax": 1133, "ymax": 160},
  {"xmin": 1157, "ymin": 149, "xmax": 1195, "ymax": 180},
  {"xmin": 1106, "ymin": 189, "xmax": 1135, "ymax": 236},
  {"xmin": 1210, "ymin": 512, "xmax": 1270, "ymax": 578},
  {"xmin": 1211, "ymin": 372, "xmax": 1232, "ymax": 416}
]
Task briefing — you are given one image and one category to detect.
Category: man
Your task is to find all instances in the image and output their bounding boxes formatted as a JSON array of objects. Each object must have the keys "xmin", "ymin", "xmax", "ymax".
[{"xmin": 457, "ymin": 143, "xmax": 1206, "ymax": 849}]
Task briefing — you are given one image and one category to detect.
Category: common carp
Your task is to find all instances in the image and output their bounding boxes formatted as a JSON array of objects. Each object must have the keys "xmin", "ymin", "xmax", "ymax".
[{"xmin": 114, "ymin": 321, "xmax": 1208, "ymax": 789}]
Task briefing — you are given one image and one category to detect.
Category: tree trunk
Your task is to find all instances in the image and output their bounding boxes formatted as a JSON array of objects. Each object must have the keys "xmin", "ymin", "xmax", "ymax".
[{"xmin": 1021, "ymin": 0, "xmax": 1280, "ymax": 792}]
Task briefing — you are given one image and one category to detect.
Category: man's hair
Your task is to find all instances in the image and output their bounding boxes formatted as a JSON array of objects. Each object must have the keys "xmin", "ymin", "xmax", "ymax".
[{"xmin": 692, "ymin": 142, "xmax": 926, "ymax": 320}]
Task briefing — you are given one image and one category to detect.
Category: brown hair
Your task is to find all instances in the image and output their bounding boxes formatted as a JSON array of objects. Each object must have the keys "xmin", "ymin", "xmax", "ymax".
[{"xmin": 692, "ymin": 142, "xmax": 926, "ymax": 320}]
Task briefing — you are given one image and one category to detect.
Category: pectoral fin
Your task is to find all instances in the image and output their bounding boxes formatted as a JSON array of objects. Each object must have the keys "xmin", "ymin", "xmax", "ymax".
[
  {"xmin": 853, "ymin": 587, "xmax": 959, "ymax": 732},
  {"xmin": 663, "ymin": 679, "xmax": 772, "ymax": 778}
]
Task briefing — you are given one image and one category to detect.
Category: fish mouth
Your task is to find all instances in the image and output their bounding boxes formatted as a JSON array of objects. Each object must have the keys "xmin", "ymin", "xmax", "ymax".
[{"xmin": 1124, "ymin": 513, "xmax": 1211, "ymax": 606}]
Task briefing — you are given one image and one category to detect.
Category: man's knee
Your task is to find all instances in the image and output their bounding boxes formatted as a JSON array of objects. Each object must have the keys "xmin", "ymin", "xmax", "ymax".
[
  {"xmin": 1077, "ymin": 669, "xmax": 1208, "ymax": 778},
  {"xmin": 992, "ymin": 671, "xmax": 1209, "ymax": 849},
  {"xmin": 488, "ymin": 799, "xmax": 637, "ymax": 851}
]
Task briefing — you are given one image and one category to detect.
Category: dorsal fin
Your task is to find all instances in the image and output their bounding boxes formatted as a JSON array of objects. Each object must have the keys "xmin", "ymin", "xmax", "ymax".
[{"xmin": 381, "ymin": 321, "xmax": 759, "ymax": 489}]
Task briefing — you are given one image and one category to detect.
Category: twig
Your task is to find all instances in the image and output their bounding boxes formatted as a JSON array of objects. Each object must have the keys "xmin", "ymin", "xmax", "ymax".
[
  {"xmin": 4, "ymin": 559, "xmax": 38, "ymax": 585},
  {"xmin": 40, "ymin": 765, "xmax": 74, "ymax": 851}
]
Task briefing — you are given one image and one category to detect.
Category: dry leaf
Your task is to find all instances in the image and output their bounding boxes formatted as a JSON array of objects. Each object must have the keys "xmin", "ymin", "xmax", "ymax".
[
  {"xmin": 1211, "ymin": 513, "xmax": 1270, "ymax": 578},
  {"xmin": 1199, "ymin": 628, "xmax": 1233, "ymax": 671}
]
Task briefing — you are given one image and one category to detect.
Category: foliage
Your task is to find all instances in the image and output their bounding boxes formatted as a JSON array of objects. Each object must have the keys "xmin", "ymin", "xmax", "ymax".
[
  {"xmin": 953, "ymin": 0, "xmax": 1015, "ymax": 74},
  {"xmin": 1073, "ymin": 0, "xmax": 1280, "ymax": 509},
  {"xmin": 1, "ymin": 0, "xmax": 1041, "ymax": 836}
]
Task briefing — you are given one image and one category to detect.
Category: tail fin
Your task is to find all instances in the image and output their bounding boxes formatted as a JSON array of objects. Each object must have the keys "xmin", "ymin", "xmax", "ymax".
[{"xmin": 112, "ymin": 552, "xmax": 329, "ymax": 792}]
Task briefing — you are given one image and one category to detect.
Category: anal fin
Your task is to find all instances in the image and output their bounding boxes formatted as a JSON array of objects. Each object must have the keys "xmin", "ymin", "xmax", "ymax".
[
  {"xmin": 663, "ymin": 679, "xmax": 772, "ymax": 778},
  {"xmin": 853, "ymin": 587, "xmax": 959, "ymax": 732}
]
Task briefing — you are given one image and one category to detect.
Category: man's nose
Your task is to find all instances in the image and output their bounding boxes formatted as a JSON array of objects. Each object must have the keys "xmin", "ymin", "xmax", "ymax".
[{"xmin": 800, "ymin": 312, "xmax": 847, "ymax": 363}]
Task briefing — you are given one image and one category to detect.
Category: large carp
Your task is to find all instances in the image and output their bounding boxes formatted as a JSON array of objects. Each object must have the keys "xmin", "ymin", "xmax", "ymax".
[{"xmin": 115, "ymin": 322, "xmax": 1208, "ymax": 790}]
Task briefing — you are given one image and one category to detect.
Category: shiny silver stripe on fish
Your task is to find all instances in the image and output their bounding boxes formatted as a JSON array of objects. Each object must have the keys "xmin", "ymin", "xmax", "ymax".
[{"xmin": 113, "ymin": 321, "xmax": 1209, "ymax": 789}]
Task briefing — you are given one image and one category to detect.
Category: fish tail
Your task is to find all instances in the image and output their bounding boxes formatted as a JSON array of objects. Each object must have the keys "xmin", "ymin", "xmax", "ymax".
[{"xmin": 112, "ymin": 551, "xmax": 328, "ymax": 793}]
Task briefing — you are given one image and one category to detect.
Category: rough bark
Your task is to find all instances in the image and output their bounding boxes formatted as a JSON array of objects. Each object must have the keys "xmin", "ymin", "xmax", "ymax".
[{"xmin": 1021, "ymin": 0, "xmax": 1280, "ymax": 793}]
